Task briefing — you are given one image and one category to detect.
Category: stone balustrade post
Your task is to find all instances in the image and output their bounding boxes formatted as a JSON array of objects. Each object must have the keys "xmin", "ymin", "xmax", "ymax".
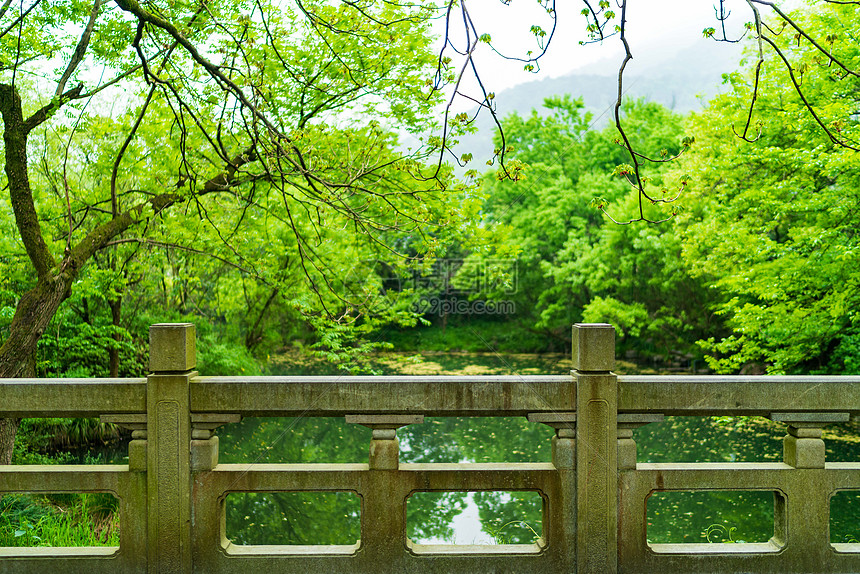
[
  {"xmin": 190, "ymin": 414, "xmax": 241, "ymax": 472},
  {"xmin": 573, "ymin": 323, "xmax": 617, "ymax": 574},
  {"xmin": 347, "ymin": 414, "xmax": 422, "ymax": 568},
  {"xmin": 147, "ymin": 323, "xmax": 196, "ymax": 574},
  {"xmin": 527, "ymin": 413, "xmax": 576, "ymax": 470},
  {"xmin": 100, "ymin": 412, "xmax": 148, "ymax": 562},
  {"xmin": 528, "ymin": 412, "xmax": 577, "ymax": 568},
  {"xmin": 346, "ymin": 414, "xmax": 423, "ymax": 470},
  {"xmin": 770, "ymin": 412, "xmax": 848, "ymax": 469},
  {"xmin": 768, "ymin": 412, "xmax": 850, "ymax": 567},
  {"xmin": 616, "ymin": 414, "xmax": 664, "ymax": 471},
  {"xmin": 101, "ymin": 414, "xmax": 147, "ymax": 471}
]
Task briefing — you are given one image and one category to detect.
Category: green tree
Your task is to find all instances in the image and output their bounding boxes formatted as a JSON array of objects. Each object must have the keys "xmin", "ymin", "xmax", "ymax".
[
  {"xmin": 0, "ymin": 0, "xmax": 472, "ymax": 463},
  {"xmin": 676, "ymin": 3, "xmax": 860, "ymax": 373},
  {"xmin": 470, "ymin": 97, "xmax": 716, "ymax": 358}
]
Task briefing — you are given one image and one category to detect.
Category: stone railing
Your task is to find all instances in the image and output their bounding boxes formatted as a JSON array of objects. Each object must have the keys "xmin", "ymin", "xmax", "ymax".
[{"xmin": 1, "ymin": 322, "xmax": 859, "ymax": 573}]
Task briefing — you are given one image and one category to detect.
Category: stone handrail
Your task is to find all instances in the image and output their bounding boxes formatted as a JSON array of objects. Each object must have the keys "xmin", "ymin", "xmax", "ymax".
[{"xmin": 0, "ymin": 322, "xmax": 858, "ymax": 573}]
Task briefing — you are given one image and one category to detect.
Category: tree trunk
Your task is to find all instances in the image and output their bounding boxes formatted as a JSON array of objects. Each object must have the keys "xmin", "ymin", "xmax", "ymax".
[
  {"xmin": 108, "ymin": 296, "xmax": 123, "ymax": 377},
  {"xmin": 0, "ymin": 276, "xmax": 74, "ymax": 463},
  {"xmin": 0, "ymin": 81, "xmax": 246, "ymax": 463},
  {"xmin": 246, "ymin": 288, "xmax": 280, "ymax": 351},
  {"xmin": 0, "ymin": 419, "xmax": 20, "ymax": 465}
]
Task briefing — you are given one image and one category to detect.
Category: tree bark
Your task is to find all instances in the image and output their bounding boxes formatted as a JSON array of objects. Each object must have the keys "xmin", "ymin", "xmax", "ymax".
[
  {"xmin": 0, "ymin": 275, "xmax": 73, "ymax": 463},
  {"xmin": 0, "ymin": 419, "xmax": 20, "ymax": 465},
  {"xmin": 108, "ymin": 296, "xmax": 123, "ymax": 377},
  {"xmin": 0, "ymin": 84, "xmax": 56, "ymax": 279},
  {"xmin": 0, "ymin": 82, "xmax": 73, "ymax": 464}
]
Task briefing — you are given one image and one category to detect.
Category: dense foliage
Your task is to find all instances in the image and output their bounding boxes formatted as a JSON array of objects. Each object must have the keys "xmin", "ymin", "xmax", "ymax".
[
  {"xmin": 459, "ymin": 96, "xmax": 723, "ymax": 362},
  {"xmin": 1, "ymin": 0, "xmax": 855, "ymax": 385},
  {"xmin": 0, "ymin": 0, "xmax": 483, "ymax": 388},
  {"xmin": 677, "ymin": 4, "xmax": 860, "ymax": 373},
  {"xmin": 454, "ymin": 2, "xmax": 860, "ymax": 373}
]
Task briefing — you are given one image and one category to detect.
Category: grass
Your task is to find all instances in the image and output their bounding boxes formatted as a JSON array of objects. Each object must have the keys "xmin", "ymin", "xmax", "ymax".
[
  {"xmin": 3, "ymin": 420, "xmax": 126, "ymax": 549},
  {"xmin": 0, "ymin": 492, "xmax": 119, "ymax": 547}
]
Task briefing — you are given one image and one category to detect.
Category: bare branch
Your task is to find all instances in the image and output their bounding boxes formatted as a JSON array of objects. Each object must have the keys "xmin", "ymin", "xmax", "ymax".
[
  {"xmin": 728, "ymin": 0, "xmax": 766, "ymax": 143},
  {"xmin": 612, "ymin": 0, "xmax": 644, "ymax": 219},
  {"xmin": 600, "ymin": 0, "xmax": 681, "ymax": 225},
  {"xmin": 111, "ymin": 86, "xmax": 156, "ymax": 217},
  {"xmin": 599, "ymin": 205, "xmax": 673, "ymax": 225}
]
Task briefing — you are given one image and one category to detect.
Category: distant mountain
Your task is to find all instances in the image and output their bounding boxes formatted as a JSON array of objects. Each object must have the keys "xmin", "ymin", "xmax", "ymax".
[{"xmin": 453, "ymin": 38, "xmax": 745, "ymax": 162}]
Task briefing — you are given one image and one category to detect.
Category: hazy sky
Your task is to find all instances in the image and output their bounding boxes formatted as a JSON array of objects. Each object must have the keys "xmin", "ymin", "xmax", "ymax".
[{"xmin": 446, "ymin": 0, "xmax": 754, "ymax": 94}]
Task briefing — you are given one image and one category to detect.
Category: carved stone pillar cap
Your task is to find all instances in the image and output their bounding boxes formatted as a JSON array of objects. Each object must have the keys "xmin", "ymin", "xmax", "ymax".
[
  {"xmin": 149, "ymin": 323, "xmax": 196, "ymax": 372},
  {"xmin": 346, "ymin": 414, "xmax": 423, "ymax": 429},
  {"xmin": 572, "ymin": 323, "xmax": 615, "ymax": 372},
  {"xmin": 770, "ymin": 412, "xmax": 849, "ymax": 428}
]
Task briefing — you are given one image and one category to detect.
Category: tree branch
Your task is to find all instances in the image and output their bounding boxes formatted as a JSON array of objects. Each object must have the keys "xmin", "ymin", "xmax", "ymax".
[
  {"xmin": 102, "ymin": 238, "xmax": 267, "ymax": 281},
  {"xmin": 0, "ymin": 0, "xmax": 41, "ymax": 43},
  {"xmin": 67, "ymin": 146, "xmax": 257, "ymax": 273},
  {"xmin": 752, "ymin": 0, "xmax": 859, "ymax": 78},
  {"xmin": 0, "ymin": 83, "xmax": 56, "ymax": 278},
  {"xmin": 23, "ymin": 84, "xmax": 84, "ymax": 133},
  {"xmin": 55, "ymin": 0, "xmax": 101, "ymax": 97},
  {"xmin": 0, "ymin": 0, "xmax": 13, "ymax": 22},
  {"xmin": 761, "ymin": 34, "xmax": 860, "ymax": 151},
  {"xmin": 113, "ymin": 0, "xmax": 286, "ymax": 138}
]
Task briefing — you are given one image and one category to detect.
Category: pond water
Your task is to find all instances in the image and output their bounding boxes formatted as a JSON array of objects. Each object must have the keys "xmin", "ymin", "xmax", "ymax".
[{"xmin": 216, "ymin": 352, "xmax": 860, "ymax": 547}]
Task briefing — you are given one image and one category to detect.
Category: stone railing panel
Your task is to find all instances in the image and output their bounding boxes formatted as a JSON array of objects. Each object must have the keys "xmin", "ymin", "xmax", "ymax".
[{"xmin": 1, "ymin": 322, "xmax": 859, "ymax": 574}]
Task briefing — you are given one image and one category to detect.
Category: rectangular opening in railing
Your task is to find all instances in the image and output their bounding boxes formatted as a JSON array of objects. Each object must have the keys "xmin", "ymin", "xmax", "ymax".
[
  {"xmin": 399, "ymin": 417, "xmax": 554, "ymax": 464},
  {"xmin": 217, "ymin": 417, "xmax": 370, "ymax": 464},
  {"xmin": 830, "ymin": 490, "xmax": 860, "ymax": 552},
  {"xmin": 0, "ymin": 492, "xmax": 119, "ymax": 549},
  {"xmin": 632, "ymin": 416, "xmax": 784, "ymax": 463},
  {"xmin": 646, "ymin": 489, "xmax": 782, "ymax": 550},
  {"xmin": 224, "ymin": 491, "xmax": 361, "ymax": 547},
  {"xmin": 406, "ymin": 490, "xmax": 545, "ymax": 553}
]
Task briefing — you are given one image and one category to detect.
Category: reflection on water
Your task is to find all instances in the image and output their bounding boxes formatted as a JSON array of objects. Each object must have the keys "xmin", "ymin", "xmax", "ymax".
[
  {"xmin": 215, "ymin": 353, "xmax": 860, "ymax": 545},
  {"xmin": 227, "ymin": 491, "xmax": 361, "ymax": 545}
]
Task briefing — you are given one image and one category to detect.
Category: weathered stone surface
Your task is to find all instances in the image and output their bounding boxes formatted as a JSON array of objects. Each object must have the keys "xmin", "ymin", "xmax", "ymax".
[
  {"xmin": 149, "ymin": 323, "xmax": 196, "ymax": 372},
  {"xmin": 572, "ymin": 323, "xmax": 615, "ymax": 372}
]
